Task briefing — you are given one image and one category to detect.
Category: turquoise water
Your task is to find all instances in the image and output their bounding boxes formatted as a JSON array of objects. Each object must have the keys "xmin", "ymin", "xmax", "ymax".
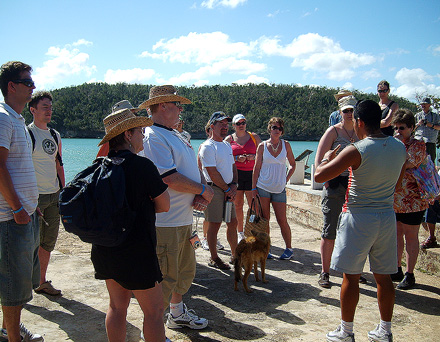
[{"xmin": 62, "ymin": 139, "xmax": 319, "ymax": 182}]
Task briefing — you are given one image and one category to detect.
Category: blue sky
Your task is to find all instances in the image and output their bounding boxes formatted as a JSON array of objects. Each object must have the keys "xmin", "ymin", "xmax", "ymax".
[{"xmin": 1, "ymin": 0, "xmax": 439, "ymax": 102}]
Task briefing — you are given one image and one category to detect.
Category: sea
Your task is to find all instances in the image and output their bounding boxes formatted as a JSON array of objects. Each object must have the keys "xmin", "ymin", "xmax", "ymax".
[{"xmin": 62, "ymin": 139, "xmax": 319, "ymax": 182}]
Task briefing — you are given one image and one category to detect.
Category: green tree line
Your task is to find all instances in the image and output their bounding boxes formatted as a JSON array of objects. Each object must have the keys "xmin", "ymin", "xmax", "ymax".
[{"xmin": 22, "ymin": 83, "xmax": 418, "ymax": 140}]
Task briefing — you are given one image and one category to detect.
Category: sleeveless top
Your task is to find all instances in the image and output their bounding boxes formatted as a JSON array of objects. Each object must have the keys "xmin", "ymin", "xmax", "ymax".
[
  {"xmin": 380, "ymin": 101, "xmax": 395, "ymax": 136},
  {"xmin": 229, "ymin": 132, "xmax": 257, "ymax": 171},
  {"xmin": 256, "ymin": 140, "xmax": 288, "ymax": 194},
  {"xmin": 331, "ymin": 126, "xmax": 352, "ymax": 177}
]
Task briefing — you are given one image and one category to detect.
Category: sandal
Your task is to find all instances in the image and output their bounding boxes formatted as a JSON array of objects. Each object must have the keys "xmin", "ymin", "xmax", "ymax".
[
  {"xmin": 420, "ymin": 236, "xmax": 439, "ymax": 249},
  {"xmin": 208, "ymin": 257, "xmax": 231, "ymax": 270},
  {"xmin": 35, "ymin": 280, "xmax": 61, "ymax": 296}
]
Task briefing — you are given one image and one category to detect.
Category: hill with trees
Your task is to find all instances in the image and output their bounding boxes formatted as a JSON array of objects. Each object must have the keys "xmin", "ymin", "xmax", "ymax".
[{"xmin": 22, "ymin": 83, "xmax": 418, "ymax": 140}]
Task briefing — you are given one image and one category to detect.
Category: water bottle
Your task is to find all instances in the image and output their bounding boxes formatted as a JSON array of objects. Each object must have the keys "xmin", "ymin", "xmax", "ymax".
[{"xmin": 224, "ymin": 199, "xmax": 233, "ymax": 223}]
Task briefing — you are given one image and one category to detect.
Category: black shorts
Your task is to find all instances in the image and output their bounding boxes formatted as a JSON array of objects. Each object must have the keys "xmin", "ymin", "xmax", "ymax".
[
  {"xmin": 395, "ymin": 210, "xmax": 425, "ymax": 225},
  {"xmin": 237, "ymin": 169, "xmax": 253, "ymax": 191}
]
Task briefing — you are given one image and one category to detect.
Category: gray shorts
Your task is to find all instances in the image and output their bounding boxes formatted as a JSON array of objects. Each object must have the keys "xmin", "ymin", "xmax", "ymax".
[
  {"xmin": 0, "ymin": 213, "xmax": 40, "ymax": 306},
  {"xmin": 321, "ymin": 184, "xmax": 346, "ymax": 240},
  {"xmin": 205, "ymin": 185, "xmax": 236, "ymax": 223},
  {"xmin": 331, "ymin": 210, "xmax": 397, "ymax": 275},
  {"xmin": 38, "ymin": 191, "xmax": 61, "ymax": 252}
]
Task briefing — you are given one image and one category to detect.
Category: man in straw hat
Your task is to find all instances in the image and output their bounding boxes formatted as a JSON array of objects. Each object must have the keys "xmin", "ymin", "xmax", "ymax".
[
  {"xmin": 139, "ymin": 85, "xmax": 214, "ymax": 330},
  {"xmin": 329, "ymin": 89, "xmax": 353, "ymax": 126}
]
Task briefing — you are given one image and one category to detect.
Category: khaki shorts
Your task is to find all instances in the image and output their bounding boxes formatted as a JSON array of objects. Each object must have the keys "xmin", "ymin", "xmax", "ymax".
[
  {"xmin": 38, "ymin": 191, "xmax": 61, "ymax": 252},
  {"xmin": 205, "ymin": 185, "xmax": 236, "ymax": 223}
]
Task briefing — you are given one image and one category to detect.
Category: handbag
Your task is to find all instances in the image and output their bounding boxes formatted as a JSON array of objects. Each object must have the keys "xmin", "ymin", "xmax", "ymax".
[
  {"xmin": 244, "ymin": 196, "xmax": 269, "ymax": 237},
  {"xmin": 411, "ymin": 155, "xmax": 440, "ymax": 201}
]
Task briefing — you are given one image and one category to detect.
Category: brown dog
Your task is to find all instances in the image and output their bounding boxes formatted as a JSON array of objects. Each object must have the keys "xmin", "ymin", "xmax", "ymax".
[{"xmin": 234, "ymin": 229, "xmax": 271, "ymax": 293}]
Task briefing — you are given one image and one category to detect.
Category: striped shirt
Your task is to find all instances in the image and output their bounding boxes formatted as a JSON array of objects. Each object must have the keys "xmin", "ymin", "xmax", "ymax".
[{"xmin": 0, "ymin": 103, "xmax": 38, "ymax": 221}]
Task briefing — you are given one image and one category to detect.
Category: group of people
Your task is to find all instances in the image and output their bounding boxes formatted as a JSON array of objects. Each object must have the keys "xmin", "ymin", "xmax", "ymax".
[{"xmin": 315, "ymin": 81, "xmax": 438, "ymax": 342}]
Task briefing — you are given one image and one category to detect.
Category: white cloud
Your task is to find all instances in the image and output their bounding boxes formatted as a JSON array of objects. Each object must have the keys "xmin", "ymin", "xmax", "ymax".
[
  {"xmin": 201, "ymin": 0, "xmax": 247, "ymax": 9},
  {"xmin": 267, "ymin": 10, "xmax": 280, "ymax": 18},
  {"xmin": 104, "ymin": 68, "xmax": 156, "ymax": 84},
  {"xmin": 301, "ymin": 8, "xmax": 318, "ymax": 18},
  {"xmin": 342, "ymin": 82, "xmax": 353, "ymax": 90},
  {"xmin": 33, "ymin": 43, "xmax": 96, "ymax": 89},
  {"xmin": 257, "ymin": 33, "xmax": 375, "ymax": 81},
  {"xmin": 233, "ymin": 75, "xmax": 269, "ymax": 85},
  {"xmin": 429, "ymin": 45, "xmax": 440, "ymax": 56},
  {"xmin": 72, "ymin": 39, "xmax": 93, "ymax": 47},
  {"xmin": 141, "ymin": 32, "xmax": 256, "ymax": 65},
  {"xmin": 394, "ymin": 67, "xmax": 440, "ymax": 100},
  {"xmin": 362, "ymin": 68, "xmax": 381, "ymax": 80}
]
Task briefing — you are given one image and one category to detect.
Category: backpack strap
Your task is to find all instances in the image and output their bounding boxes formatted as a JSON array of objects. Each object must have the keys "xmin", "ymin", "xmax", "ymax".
[
  {"xmin": 49, "ymin": 128, "xmax": 63, "ymax": 166},
  {"xmin": 248, "ymin": 132, "xmax": 257, "ymax": 147},
  {"xmin": 27, "ymin": 128, "xmax": 36, "ymax": 151},
  {"xmin": 387, "ymin": 101, "xmax": 395, "ymax": 109}
]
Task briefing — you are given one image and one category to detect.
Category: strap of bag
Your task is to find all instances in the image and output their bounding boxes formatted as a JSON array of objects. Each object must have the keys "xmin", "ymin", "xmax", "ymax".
[
  {"xmin": 250, "ymin": 195, "xmax": 264, "ymax": 218},
  {"xmin": 248, "ymin": 132, "xmax": 257, "ymax": 147}
]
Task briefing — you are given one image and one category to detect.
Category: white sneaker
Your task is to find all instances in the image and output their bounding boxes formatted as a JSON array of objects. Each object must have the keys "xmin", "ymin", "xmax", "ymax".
[
  {"xmin": 238, "ymin": 232, "xmax": 245, "ymax": 243},
  {"xmin": 1, "ymin": 323, "xmax": 44, "ymax": 342},
  {"xmin": 201, "ymin": 238, "xmax": 209, "ymax": 250},
  {"xmin": 326, "ymin": 325, "xmax": 354, "ymax": 342},
  {"xmin": 216, "ymin": 239, "xmax": 224, "ymax": 250},
  {"xmin": 166, "ymin": 304, "xmax": 208, "ymax": 330},
  {"xmin": 368, "ymin": 324, "xmax": 393, "ymax": 342}
]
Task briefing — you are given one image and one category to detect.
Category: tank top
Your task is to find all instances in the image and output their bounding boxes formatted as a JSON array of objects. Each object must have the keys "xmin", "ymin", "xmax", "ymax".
[
  {"xmin": 229, "ymin": 132, "xmax": 257, "ymax": 171},
  {"xmin": 380, "ymin": 101, "xmax": 395, "ymax": 136},
  {"xmin": 256, "ymin": 140, "xmax": 288, "ymax": 194},
  {"xmin": 331, "ymin": 126, "xmax": 352, "ymax": 177}
]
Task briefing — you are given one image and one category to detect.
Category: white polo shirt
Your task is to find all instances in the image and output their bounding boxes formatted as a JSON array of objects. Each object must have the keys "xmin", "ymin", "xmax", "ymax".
[{"xmin": 199, "ymin": 139, "xmax": 234, "ymax": 185}]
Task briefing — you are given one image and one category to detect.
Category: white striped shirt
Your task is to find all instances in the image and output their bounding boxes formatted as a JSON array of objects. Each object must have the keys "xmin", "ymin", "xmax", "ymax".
[{"xmin": 0, "ymin": 103, "xmax": 38, "ymax": 221}]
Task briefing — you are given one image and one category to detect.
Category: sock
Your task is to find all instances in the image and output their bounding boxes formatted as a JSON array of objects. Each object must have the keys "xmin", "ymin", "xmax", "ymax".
[
  {"xmin": 379, "ymin": 320, "xmax": 392, "ymax": 334},
  {"xmin": 170, "ymin": 301, "xmax": 184, "ymax": 318},
  {"xmin": 341, "ymin": 320, "xmax": 353, "ymax": 335}
]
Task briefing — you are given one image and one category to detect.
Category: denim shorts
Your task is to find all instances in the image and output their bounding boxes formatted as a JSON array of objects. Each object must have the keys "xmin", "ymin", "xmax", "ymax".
[
  {"xmin": 257, "ymin": 187, "xmax": 287, "ymax": 203},
  {"xmin": 0, "ymin": 213, "xmax": 40, "ymax": 306}
]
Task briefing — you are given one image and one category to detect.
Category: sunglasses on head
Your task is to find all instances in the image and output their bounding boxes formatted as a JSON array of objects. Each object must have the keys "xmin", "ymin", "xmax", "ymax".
[
  {"xmin": 393, "ymin": 126, "xmax": 407, "ymax": 131},
  {"xmin": 342, "ymin": 108, "xmax": 354, "ymax": 113},
  {"xmin": 235, "ymin": 121, "xmax": 246, "ymax": 126},
  {"xmin": 377, "ymin": 89, "xmax": 389, "ymax": 93},
  {"xmin": 271, "ymin": 125, "xmax": 282, "ymax": 131},
  {"xmin": 12, "ymin": 79, "xmax": 35, "ymax": 88}
]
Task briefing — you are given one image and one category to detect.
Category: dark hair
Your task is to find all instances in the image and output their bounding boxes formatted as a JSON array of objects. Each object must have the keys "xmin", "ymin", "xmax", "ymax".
[
  {"xmin": 109, "ymin": 128, "xmax": 135, "ymax": 150},
  {"xmin": 353, "ymin": 100, "xmax": 381, "ymax": 132},
  {"xmin": 0, "ymin": 61, "xmax": 32, "ymax": 97},
  {"xmin": 205, "ymin": 122, "xmax": 211, "ymax": 136},
  {"xmin": 267, "ymin": 117, "xmax": 284, "ymax": 134},
  {"xmin": 377, "ymin": 80, "xmax": 390, "ymax": 90},
  {"xmin": 391, "ymin": 108, "xmax": 415, "ymax": 130},
  {"xmin": 29, "ymin": 91, "xmax": 53, "ymax": 109}
]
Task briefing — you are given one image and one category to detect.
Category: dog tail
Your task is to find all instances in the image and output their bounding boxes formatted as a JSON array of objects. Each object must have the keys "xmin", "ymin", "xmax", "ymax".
[{"xmin": 234, "ymin": 256, "xmax": 241, "ymax": 283}]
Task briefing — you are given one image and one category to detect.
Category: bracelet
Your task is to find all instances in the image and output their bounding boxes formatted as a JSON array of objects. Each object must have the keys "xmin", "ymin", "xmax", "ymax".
[
  {"xmin": 321, "ymin": 158, "xmax": 329, "ymax": 163},
  {"xmin": 199, "ymin": 184, "xmax": 205, "ymax": 196},
  {"xmin": 251, "ymin": 188, "xmax": 257, "ymax": 191},
  {"xmin": 224, "ymin": 187, "xmax": 231, "ymax": 193},
  {"xmin": 11, "ymin": 206, "xmax": 24, "ymax": 214}
]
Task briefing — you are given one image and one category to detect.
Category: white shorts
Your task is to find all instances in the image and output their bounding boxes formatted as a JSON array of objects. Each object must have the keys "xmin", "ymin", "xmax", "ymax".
[{"xmin": 331, "ymin": 209, "xmax": 397, "ymax": 275}]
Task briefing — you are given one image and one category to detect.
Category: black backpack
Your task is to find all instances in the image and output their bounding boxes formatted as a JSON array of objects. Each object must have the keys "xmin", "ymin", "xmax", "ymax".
[{"xmin": 59, "ymin": 151, "xmax": 136, "ymax": 247}]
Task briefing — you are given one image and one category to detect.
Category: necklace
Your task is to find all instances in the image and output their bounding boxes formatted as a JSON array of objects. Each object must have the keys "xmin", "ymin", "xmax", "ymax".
[
  {"xmin": 271, "ymin": 140, "xmax": 281, "ymax": 152},
  {"xmin": 342, "ymin": 126, "xmax": 355, "ymax": 143}
]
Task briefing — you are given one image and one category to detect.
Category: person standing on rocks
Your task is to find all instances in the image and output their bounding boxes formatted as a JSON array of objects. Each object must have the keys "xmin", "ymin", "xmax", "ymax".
[{"xmin": 315, "ymin": 100, "xmax": 406, "ymax": 342}]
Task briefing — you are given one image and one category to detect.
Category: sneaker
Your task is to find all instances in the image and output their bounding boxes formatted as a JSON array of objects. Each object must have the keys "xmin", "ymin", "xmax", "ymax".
[
  {"xmin": 1, "ymin": 323, "xmax": 44, "ymax": 342},
  {"xmin": 279, "ymin": 248, "xmax": 294, "ymax": 260},
  {"xmin": 208, "ymin": 257, "xmax": 231, "ymax": 270},
  {"xmin": 216, "ymin": 239, "xmax": 225, "ymax": 250},
  {"xmin": 397, "ymin": 272, "xmax": 415, "ymax": 290},
  {"xmin": 201, "ymin": 238, "xmax": 209, "ymax": 250},
  {"xmin": 318, "ymin": 272, "xmax": 331, "ymax": 288},
  {"xmin": 326, "ymin": 325, "xmax": 354, "ymax": 342},
  {"xmin": 390, "ymin": 267, "xmax": 404, "ymax": 282},
  {"xmin": 420, "ymin": 236, "xmax": 439, "ymax": 249},
  {"xmin": 359, "ymin": 275, "xmax": 367, "ymax": 284},
  {"xmin": 267, "ymin": 252, "xmax": 274, "ymax": 260},
  {"xmin": 368, "ymin": 324, "xmax": 393, "ymax": 341},
  {"xmin": 35, "ymin": 280, "xmax": 61, "ymax": 296},
  {"xmin": 166, "ymin": 304, "xmax": 208, "ymax": 330}
]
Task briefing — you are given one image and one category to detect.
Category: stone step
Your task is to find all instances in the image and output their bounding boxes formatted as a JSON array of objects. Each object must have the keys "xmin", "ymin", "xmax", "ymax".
[{"xmin": 283, "ymin": 182, "xmax": 440, "ymax": 277}]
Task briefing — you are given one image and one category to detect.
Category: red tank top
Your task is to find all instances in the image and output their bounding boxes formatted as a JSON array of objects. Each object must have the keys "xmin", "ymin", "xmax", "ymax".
[{"xmin": 229, "ymin": 133, "xmax": 257, "ymax": 171}]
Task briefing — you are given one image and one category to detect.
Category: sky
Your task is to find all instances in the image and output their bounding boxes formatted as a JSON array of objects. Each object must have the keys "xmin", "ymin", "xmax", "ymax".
[{"xmin": 1, "ymin": 0, "xmax": 439, "ymax": 103}]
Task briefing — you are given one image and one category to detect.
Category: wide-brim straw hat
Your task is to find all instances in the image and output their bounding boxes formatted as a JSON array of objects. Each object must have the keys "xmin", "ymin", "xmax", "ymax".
[
  {"xmin": 98, "ymin": 108, "xmax": 153, "ymax": 146},
  {"xmin": 112, "ymin": 100, "xmax": 140, "ymax": 113},
  {"xmin": 138, "ymin": 85, "xmax": 191, "ymax": 109},
  {"xmin": 334, "ymin": 89, "xmax": 353, "ymax": 101}
]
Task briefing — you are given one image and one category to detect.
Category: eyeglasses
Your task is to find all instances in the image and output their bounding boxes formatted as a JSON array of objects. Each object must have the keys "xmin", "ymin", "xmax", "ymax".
[
  {"xmin": 271, "ymin": 126, "xmax": 282, "ymax": 131},
  {"xmin": 169, "ymin": 101, "xmax": 182, "ymax": 108},
  {"xmin": 342, "ymin": 108, "xmax": 354, "ymax": 113},
  {"xmin": 12, "ymin": 79, "xmax": 35, "ymax": 88},
  {"xmin": 235, "ymin": 121, "xmax": 246, "ymax": 126},
  {"xmin": 377, "ymin": 89, "xmax": 389, "ymax": 93},
  {"xmin": 393, "ymin": 126, "xmax": 407, "ymax": 131}
]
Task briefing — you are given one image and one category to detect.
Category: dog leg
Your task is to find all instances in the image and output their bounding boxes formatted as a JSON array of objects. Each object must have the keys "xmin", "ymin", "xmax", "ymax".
[
  {"xmin": 234, "ymin": 258, "xmax": 242, "ymax": 291},
  {"xmin": 261, "ymin": 258, "xmax": 268, "ymax": 283},
  {"xmin": 243, "ymin": 264, "xmax": 253, "ymax": 293},
  {"xmin": 254, "ymin": 261, "xmax": 260, "ymax": 282}
]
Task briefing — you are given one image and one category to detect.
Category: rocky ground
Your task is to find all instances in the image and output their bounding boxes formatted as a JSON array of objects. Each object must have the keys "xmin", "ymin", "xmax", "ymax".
[{"xmin": 1, "ymin": 215, "xmax": 439, "ymax": 342}]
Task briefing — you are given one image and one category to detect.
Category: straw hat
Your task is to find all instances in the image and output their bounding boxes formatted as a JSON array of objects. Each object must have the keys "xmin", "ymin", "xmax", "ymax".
[
  {"xmin": 338, "ymin": 95, "xmax": 357, "ymax": 111},
  {"xmin": 98, "ymin": 108, "xmax": 153, "ymax": 146},
  {"xmin": 112, "ymin": 100, "xmax": 140, "ymax": 113},
  {"xmin": 334, "ymin": 89, "xmax": 353, "ymax": 101},
  {"xmin": 138, "ymin": 85, "xmax": 191, "ymax": 110}
]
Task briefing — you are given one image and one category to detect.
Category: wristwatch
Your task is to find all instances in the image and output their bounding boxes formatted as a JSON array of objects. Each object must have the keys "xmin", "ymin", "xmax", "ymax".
[{"xmin": 321, "ymin": 158, "xmax": 329, "ymax": 163}]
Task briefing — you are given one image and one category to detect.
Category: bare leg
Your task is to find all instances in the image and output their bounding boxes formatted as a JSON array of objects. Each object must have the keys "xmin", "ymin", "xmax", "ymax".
[
  {"xmin": 340, "ymin": 273, "xmax": 360, "ymax": 322},
  {"xmin": 207, "ymin": 222, "xmax": 221, "ymax": 260},
  {"xmin": 234, "ymin": 190, "xmax": 245, "ymax": 233},
  {"xmin": 258, "ymin": 196, "xmax": 271, "ymax": 235},
  {"xmin": 105, "ymin": 279, "xmax": 131, "ymax": 342},
  {"xmin": 272, "ymin": 201, "xmax": 292, "ymax": 248},
  {"xmin": 396, "ymin": 221, "xmax": 405, "ymax": 268},
  {"xmin": 401, "ymin": 223, "xmax": 420, "ymax": 273},
  {"xmin": 226, "ymin": 217, "xmax": 238, "ymax": 257},
  {"xmin": 202, "ymin": 220, "xmax": 208, "ymax": 238},
  {"xmin": 38, "ymin": 247, "xmax": 50, "ymax": 284},
  {"xmin": 374, "ymin": 273, "xmax": 395, "ymax": 321},
  {"xmin": 320, "ymin": 238, "xmax": 335, "ymax": 273},
  {"xmin": 1, "ymin": 306, "xmax": 22, "ymax": 342}
]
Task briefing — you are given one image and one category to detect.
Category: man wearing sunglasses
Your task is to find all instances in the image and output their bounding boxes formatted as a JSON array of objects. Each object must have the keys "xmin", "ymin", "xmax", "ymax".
[
  {"xmin": 0, "ymin": 61, "xmax": 43, "ymax": 341},
  {"xmin": 414, "ymin": 97, "xmax": 439, "ymax": 164}
]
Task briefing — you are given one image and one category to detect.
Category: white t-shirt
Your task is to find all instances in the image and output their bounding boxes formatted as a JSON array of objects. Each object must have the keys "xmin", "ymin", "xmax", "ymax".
[
  {"xmin": 199, "ymin": 139, "xmax": 234, "ymax": 185},
  {"xmin": 141, "ymin": 124, "xmax": 201, "ymax": 227},
  {"xmin": 28, "ymin": 123, "xmax": 61, "ymax": 194}
]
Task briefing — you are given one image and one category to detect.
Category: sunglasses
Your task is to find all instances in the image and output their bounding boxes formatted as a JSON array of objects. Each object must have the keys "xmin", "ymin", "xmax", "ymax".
[
  {"xmin": 169, "ymin": 101, "xmax": 182, "ymax": 108},
  {"xmin": 377, "ymin": 89, "xmax": 389, "ymax": 93},
  {"xmin": 235, "ymin": 121, "xmax": 246, "ymax": 126},
  {"xmin": 271, "ymin": 126, "xmax": 282, "ymax": 131},
  {"xmin": 342, "ymin": 108, "xmax": 354, "ymax": 113},
  {"xmin": 393, "ymin": 126, "xmax": 407, "ymax": 131},
  {"xmin": 12, "ymin": 79, "xmax": 35, "ymax": 88}
]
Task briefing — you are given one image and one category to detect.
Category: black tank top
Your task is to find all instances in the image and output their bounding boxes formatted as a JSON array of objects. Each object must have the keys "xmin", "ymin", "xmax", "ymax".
[{"xmin": 380, "ymin": 101, "xmax": 395, "ymax": 136}]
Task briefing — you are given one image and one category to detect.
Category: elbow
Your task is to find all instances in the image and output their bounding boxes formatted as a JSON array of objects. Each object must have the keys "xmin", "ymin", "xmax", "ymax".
[
  {"xmin": 156, "ymin": 203, "xmax": 170, "ymax": 213},
  {"xmin": 314, "ymin": 170, "xmax": 324, "ymax": 183}
]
